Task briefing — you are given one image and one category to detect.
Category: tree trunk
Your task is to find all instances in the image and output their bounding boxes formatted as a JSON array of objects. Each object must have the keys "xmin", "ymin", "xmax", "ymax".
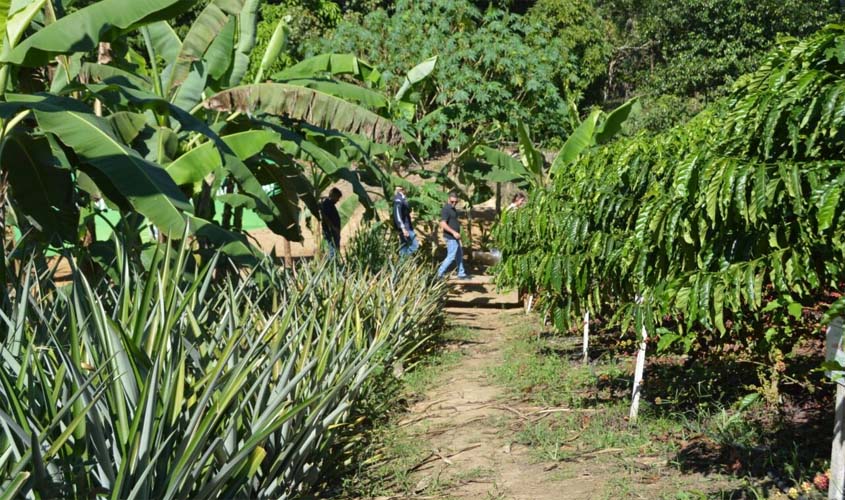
[
  {"xmin": 222, "ymin": 182, "xmax": 234, "ymax": 230},
  {"xmin": 828, "ymin": 318, "xmax": 845, "ymax": 499},
  {"xmin": 82, "ymin": 207, "xmax": 96, "ymax": 247},
  {"xmin": 495, "ymin": 182, "xmax": 501, "ymax": 214},
  {"xmin": 427, "ymin": 220, "xmax": 437, "ymax": 259},
  {"xmin": 465, "ymin": 205, "xmax": 473, "ymax": 260},
  {"xmin": 93, "ymin": 43, "xmax": 112, "ymax": 117},
  {"xmin": 234, "ymin": 207, "xmax": 243, "ymax": 232},
  {"xmin": 196, "ymin": 180, "xmax": 214, "ymax": 221},
  {"xmin": 830, "ymin": 382, "xmax": 845, "ymax": 500}
]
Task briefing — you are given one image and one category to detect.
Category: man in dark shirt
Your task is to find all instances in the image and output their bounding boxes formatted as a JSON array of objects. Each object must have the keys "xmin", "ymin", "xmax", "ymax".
[
  {"xmin": 320, "ymin": 187, "xmax": 342, "ymax": 258},
  {"xmin": 437, "ymin": 191, "xmax": 468, "ymax": 279},
  {"xmin": 393, "ymin": 186, "xmax": 419, "ymax": 256}
]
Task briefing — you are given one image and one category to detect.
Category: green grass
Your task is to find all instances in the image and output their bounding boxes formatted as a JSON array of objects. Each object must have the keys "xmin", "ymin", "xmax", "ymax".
[
  {"xmin": 492, "ymin": 320, "xmax": 829, "ymax": 498},
  {"xmin": 490, "ymin": 327, "xmax": 698, "ymax": 463},
  {"xmin": 512, "ymin": 401, "xmax": 681, "ymax": 463},
  {"xmin": 488, "ymin": 320, "xmax": 747, "ymax": 497},
  {"xmin": 492, "ymin": 333, "xmax": 634, "ymax": 408}
]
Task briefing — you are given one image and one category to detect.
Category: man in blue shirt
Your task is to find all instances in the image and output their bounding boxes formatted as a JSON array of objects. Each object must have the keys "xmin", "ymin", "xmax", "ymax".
[
  {"xmin": 437, "ymin": 191, "xmax": 469, "ymax": 279},
  {"xmin": 393, "ymin": 186, "xmax": 419, "ymax": 257},
  {"xmin": 320, "ymin": 187, "xmax": 342, "ymax": 258}
]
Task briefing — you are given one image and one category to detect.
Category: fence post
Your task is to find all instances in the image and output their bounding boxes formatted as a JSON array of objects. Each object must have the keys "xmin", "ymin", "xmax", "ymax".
[
  {"xmin": 827, "ymin": 317, "xmax": 845, "ymax": 500},
  {"xmin": 582, "ymin": 311, "xmax": 590, "ymax": 364}
]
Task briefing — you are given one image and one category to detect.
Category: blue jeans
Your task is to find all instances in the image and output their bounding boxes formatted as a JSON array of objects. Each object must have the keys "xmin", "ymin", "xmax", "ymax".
[
  {"xmin": 399, "ymin": 229, "xmax": 419, "ymax": 257},
  {"xmin": 437, "ymin": 239, "xmax": 466, "ymax": 278},
  {"xmin": 324, "ymin": 232, "xmax": 340, "ymax": 259}
]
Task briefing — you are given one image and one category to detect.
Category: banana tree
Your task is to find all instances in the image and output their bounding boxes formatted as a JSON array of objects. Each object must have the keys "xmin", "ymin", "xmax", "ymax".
[
  {"xmin": 194, "ymin": 49, "xmax": 437, "ymax": 251},
  {"xmin": 0, "ymin": 0, "xmax": 414, "ymax": 278},
  {"xmin": 0, "ymin": 0, "xmax": 212, "ymax": 282},
  {"xmin": 98, "ymin": 1, "xmax": 403, "ymax": 239},
  {"xmin": 130, "ymin": 13, "xmax": 418, "ymax": 240}
]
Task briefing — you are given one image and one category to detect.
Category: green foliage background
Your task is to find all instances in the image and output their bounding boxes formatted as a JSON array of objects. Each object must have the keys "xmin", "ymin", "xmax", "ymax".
[
  {"xmin": 251, "ymin": 0, "xmax": 845, "ymax": 145},
  {"xmin": 303, "ymin": 0, "xmax": 591, "ymax": 151},
  {"xmin": 599, "ymin": 0, "xmax": 842, "ymax": 130},
  {"xmin": 247, "ymin": 0, "xmax": 842, "ymax": 146}
]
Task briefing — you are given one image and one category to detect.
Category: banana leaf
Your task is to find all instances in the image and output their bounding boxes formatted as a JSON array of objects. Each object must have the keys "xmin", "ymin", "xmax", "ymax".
[
  {"xmin": 143, "ymin": 21, "xmax": 181, "ymax": 66},
  {"xmin": 550, "ymin": 109, "xmax": 601, "ymax": 176},
  {"xmin": 272, "ymin": 53, "xmax": 381, "ymax": 85},
  {"xmin": 168, "ymin": 0, "xmax": 244, "ymax": 92},
  {"xmin": 228, "ymin": 0, "xmax": 259, "ymax": 87},
  {"xmin": 2, "ymin": 134, "xmax": 78, "ymax": 242},
  {"xmin": 3, "ymin": 0, "xmax": 201, "ymax": 67},
  {"xmin": 595, "ymin": 97, "xmax": 638, "ymax": 145},
  {"xmin": 395, "ymin": 56, "xmax": 437, "ymax": 102},
  {"xmin": 33, "ymin": 109, "xmax": 192, "ymax": 235},
  {"xmin": 204, "ymin": 83, "xmax": 403, "ymax": 145},
  {"xmin": 166, "ymin": 130, "xmax": 281, "ymax": 185}
]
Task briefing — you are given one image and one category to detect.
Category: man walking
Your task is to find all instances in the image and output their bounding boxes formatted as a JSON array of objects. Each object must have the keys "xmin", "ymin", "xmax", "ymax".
[
  {"xmin": 321, "ymin": 187, "xmax": 342, "ymax": 258},
  {"xmin": 437, "ymin": 191, "xmax": 469, "ymax": 279},
  {"xmin": 393, "ymin": 186, "xmax": 419, "ymax": 257}
]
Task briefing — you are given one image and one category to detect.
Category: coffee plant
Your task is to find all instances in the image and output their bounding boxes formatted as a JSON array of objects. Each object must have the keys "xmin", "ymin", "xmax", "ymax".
[{"xmin": 494, "ymin": 25, "xmax": 845, "ymax": 389}]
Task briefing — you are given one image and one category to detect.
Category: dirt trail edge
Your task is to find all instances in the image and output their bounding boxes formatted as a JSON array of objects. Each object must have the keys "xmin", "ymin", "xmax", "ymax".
[{"xmin": 393, "ymin": 300, "xmax": 594, "ymax": 500}]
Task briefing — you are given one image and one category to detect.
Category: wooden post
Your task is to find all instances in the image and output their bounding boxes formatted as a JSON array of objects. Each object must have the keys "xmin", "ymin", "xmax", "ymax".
[
  {"xmin": 827, "ymin": 318, "xmax": 845, "ymax": 499},
  {"xmin": 582, "ymin": 311, "xmax": 590, "ymax": 364},
  {"xmin": 495, "ymin": 182, "xmax": 501, "ymax": 214},
  {"xmin": 629, "ymin": 323, "xmax": 648, "ymax": 424},
  {"xmin": 465, "ymin": 204, "xmax": 473, "ymax": 260},
  {"xmin": 283, "ymin": 238, "xmax": 293, "ymax": 269}
]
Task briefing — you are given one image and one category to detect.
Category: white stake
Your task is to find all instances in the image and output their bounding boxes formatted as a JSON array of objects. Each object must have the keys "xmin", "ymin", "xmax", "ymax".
[
  {"xmin": 830, "ymin": 383, "xmax": 845, "ymax": 500},
  {"xmin": 629, "ymin": 323, "xmax": 648, "ymax": 424},
  {"xmin": 525, "ymin": 293, "xmax": 534, "ymax": 315},
  {"xmin": 582, "ymin": 311, "xmax": 590, "ymax": 364},
  {"xmin": 828, "ymin": 318, "xmax": 845, "ymax": 500}
]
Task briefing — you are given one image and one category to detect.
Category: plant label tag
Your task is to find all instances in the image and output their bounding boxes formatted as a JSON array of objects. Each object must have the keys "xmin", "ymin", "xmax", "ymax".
[{"xmin": 825, "ymin": 317, "xmax": 845, "ymax": 386}]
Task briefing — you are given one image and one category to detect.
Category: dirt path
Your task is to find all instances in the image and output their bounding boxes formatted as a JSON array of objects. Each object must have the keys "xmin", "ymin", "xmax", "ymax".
[
  {"xmin": 379, "ymin": 279, "xmax": 739, "ymax": 500},
  {"xmin": 395, "ymin": 288, "xmax": 596, "ymax": 500}
]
